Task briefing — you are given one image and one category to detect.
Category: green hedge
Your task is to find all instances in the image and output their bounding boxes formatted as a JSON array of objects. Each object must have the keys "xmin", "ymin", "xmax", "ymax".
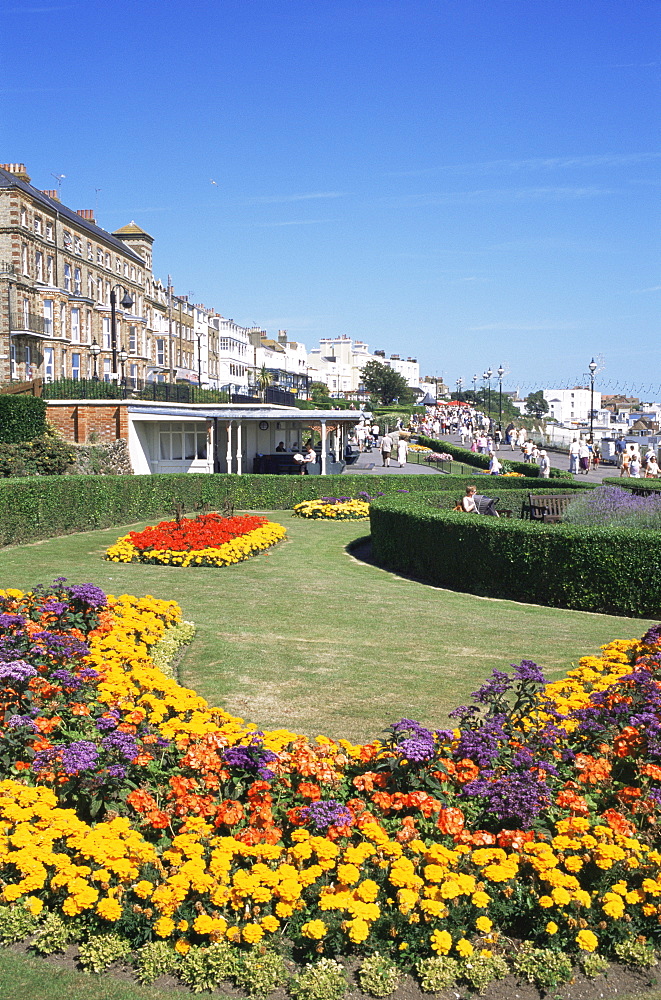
[
  {"xmin": 369, "ymin": 494, "xmax": 661, "ymax": 617},
  {"xmin": 423, "ymin": 486, "xmax": 586, "ymax": 518},
  {"xmin": 0, "ymin": 396, "xmax": 47, "ymax": 443},
  {"xmin": 602, "ymin": 479, "xmax": 661, "ymax": 493},
  {"xmin": 417, "ymin": 435, "xmax": 573, "ymax": 479}
]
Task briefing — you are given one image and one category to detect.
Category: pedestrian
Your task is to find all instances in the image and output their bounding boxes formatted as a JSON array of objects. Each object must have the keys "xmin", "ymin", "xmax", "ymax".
[
  {"xmin": 494, "ymin": 427, "xmax": 502, "ymax": 450},
  {"xmin": 488, "ymin": 451, "xmax": 502, "ymax": 475},
  {"xmin": 539, "ymin": 450, "xmax": 551, "ymax": 478},
  {"xmin": 301, "ymin": 442, "xmax": 317, "ymax": 475},
  {"xmin": 615, "ymin": 436, "xmax": 626, "ymax": 468},
  {"xmin": 380, "ymin": 432, "xmax": 393, "ymax": 467},
  {"xmin": 630, "ymin": 454, "xmax": 641, "ymax": 478},
  {"xmin": 578, "ymin": 441, "xmax": 590, "ymax": 474},
  {"xmin": 620, "ymin": 451, "xmax": 630, "ymax": 477},
  {"xmin": 397, "ymin": 436, "xmax": 408, "ymax": 468},
  {"xmin": 460, "ymin": 485, "xmax": 478, "ymax": 512},
  {"xmin": 646, "ymin": 454, "xmax": 659, "ymax": 478},
  {"xmin": 592, "ymin": 443, "xmax": 601, "ymax": 469},
  {"xmin": 569, "ymin": 438, "xmax": 580, "ymax": 475},
  {"xmin": 371, "ymin": 422, "xmax": 380, "ymax": 449}
]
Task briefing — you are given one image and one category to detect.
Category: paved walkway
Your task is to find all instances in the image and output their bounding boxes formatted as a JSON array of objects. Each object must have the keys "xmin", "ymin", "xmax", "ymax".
[{"xmin": 342, "ymin": 446, "xmax": 442, "ymax": 475}]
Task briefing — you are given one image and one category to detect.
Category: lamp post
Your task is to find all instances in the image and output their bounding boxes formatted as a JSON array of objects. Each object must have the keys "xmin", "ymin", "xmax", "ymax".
[
  {"xmin": 89, "ymin": 339, "xmax": 101, "ymax": 381},
  {"xmin": 589, "ymin": 357, "xmax": 597, "ymax": 442},
  {"xmin": 497, "ymin": 364, "xmax": 505, "ymax": 426},
  {"xmin": 456, "ymin": 377, "xmax": 463, "ymax": 398},
  {"xmin": 118, "ymin": 346, "xmax": 128, "ymax": 397},
  {"xmin": 486, "ymin": 367, "xmax": 493, "ymax": 419},
  {"xmin": 472, "ymin": 373, "xmax": 478, "ymax": 397},
  {"xmin": 197, "ymin": 334, "xmax": 203, "ymax": 386},
  {"xmin": 110, "ymin": 285, "xmax": 134, "ymax": 377}
]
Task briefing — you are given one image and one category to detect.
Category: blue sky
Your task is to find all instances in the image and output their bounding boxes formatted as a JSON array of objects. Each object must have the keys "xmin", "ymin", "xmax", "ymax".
[{"xmin": 1, "ymin": 0, "xmax": 659, "ymax": 396}]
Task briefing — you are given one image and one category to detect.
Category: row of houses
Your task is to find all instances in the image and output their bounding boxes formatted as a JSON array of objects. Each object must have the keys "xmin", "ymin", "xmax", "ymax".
[{"xmin": 0, "ymin": 162, "xmax": 419, "ymax": 400}]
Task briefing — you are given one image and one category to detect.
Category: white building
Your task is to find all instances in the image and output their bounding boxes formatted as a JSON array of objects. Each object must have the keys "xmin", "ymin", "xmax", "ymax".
[{"xmin": 543, "ymin": 387, "xmax": 602, "ymax": 425}]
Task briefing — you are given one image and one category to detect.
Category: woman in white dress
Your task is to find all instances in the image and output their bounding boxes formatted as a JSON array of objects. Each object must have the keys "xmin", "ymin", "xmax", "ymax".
[{"xmin": 397, "ymin": 437, "xmax": 408, "ymax": 468}]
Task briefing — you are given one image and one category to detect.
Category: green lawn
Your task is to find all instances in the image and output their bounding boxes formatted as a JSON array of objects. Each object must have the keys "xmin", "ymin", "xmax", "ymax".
[{"xmin": 0, "ymin": 510, "xmax": 655, "ymax": 745}]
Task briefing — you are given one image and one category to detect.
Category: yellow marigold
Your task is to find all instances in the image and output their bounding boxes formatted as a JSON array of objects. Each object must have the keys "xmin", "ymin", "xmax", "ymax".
[
  {"xmin": 133, "ymin": 880, "xmax": 154, "ymax": 899},
  {"xmin": 475, "ymin": 916, "xmax": 492, "ymax": 933},
  {"xmin": 430, "ymin": 929, "xmax": 452, "ymax": 954},
  {"xmin": 551, "ymin": 887, "xmax": 572, "ymax": 906},
  {"xmin": 455, "ymin": 939, "xmax": 473, "ymax": 958},
  {"xmin": 471, "ymin": 891, "xmax": 491, "ymax": 908},
  {"xmin": 546, "ymin": 921, "xmax": 559, "ymax": 935},
  {"xmin": 96, "ymin": 896, "xmax": 122, "ymax": 921},
  {"xmin": 24, "ymin": 897, "xmax": 43, "ymax": 916},
  {"xmin": 302, "ymin": 919, "xmax": 328, "ymax": 940},
  {"xmin": 538, "ymin": 895, "xmax": 554, "ymax": 909},
  {"xmin": 242, "ymin": 923, "xmax": 264, "ymax": 944},
  {"xmin": 346, "ymin": 918, "xmax": 369, "ymax": 943},
  {"xmin": 576, "ymin": 930, "xmax": 598, "ymax": 952},
  {"xmin": 261, "ymin": 915, "xmax": 280, "ymax": 933},
  {"xmin": 175, "ymin": 938, "xmax": 190, "ymax": 955},
  {"xmin": 154, "ymin": 916, "xmax": 175, "ymax": 937},
  {"xmin": 337, "ymin": 863, "xmax": 360, "ymax": 885}
]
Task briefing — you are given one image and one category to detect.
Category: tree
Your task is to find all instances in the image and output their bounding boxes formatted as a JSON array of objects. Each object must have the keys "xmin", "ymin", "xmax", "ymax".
[
  {"xmin": 310, "ymin": 381, "xmax": 331, "ymax": 403},
  {"xmin": 255, "ymin": 365, "xmax": 272, "ymax": 401},
  {"xmin": 359, "ymin": 360, "xmax": 415, "ymax": 405},
  {"xmin": 524, "ymin": 390, "xmax": 549, "ymax": 418}
]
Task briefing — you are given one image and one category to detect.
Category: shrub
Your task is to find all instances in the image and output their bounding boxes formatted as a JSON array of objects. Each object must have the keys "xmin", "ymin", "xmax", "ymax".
[
  {"xmin": 289, "ymin": 958, "xmax": 348, "ymax": 1000},
  {"xmin": 32, "ymin": 912, "xmax": 77, "ymax": 954},
  {"xmin": 0, "ymin": 395, "xmax": 47, "ymax": 443},
  {"xmin": 0, "ymin": 430, "xmax": 75, "ymax": 477},
  {"xmin": 418, "ymin": 434, "xmax": 572, "ymax": 479},
  {"xmin": 513, "ymin": 945, "xmax": 573, "ymax": 987},
  {"xmin": 415, "ymin": 955, "xmax": 460, "ymax": 992},
  {"xmin": 77, "ymin": 933, "xmax": 132, "ymax": 973},
  {"xmin": 179, "ymin": 941, "xmax": 238, "ymax": 993},
  {"xmin": 369, "ymin": 493, "xmax": 661, "ymax": 617},
  {"xmin": 0, "ymin": 902, "xmax": 41, "ymax": 944},
  {"xmin": 357, "ymin": 952, "xmax": 402, "ymax": 996},
  {"xmin": 459, "ymin": 954, "xmax": 509, "ymax": 993},
  {"xmin": 564, "ymin": 484, "xmax": 661, "ymax": 529},
  {"xmin": 234, "ymin": 947, "xmax": 288, "ymax": 997},
  {"xmin": 613, "ymin": 939, "xmax": 657, "ymax": 967},
  {"xmin": 134, "ymin": 940, "xmax": 181, "ymax": 984},
  {"xmin": 580, "ymin": 952, "xmax": 610, "ymax": 978}
]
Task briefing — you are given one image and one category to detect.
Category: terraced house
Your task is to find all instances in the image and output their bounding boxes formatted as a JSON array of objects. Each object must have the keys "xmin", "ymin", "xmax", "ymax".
[{"xmin": 0, "ymin": 162, "xmax": 158, "ymax": 385}]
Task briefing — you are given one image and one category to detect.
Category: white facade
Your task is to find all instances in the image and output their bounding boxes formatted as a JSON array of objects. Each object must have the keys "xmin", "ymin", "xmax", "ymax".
[{"xmin": 543, "ymin": 388, "xmax": 602, "ymax": 425}]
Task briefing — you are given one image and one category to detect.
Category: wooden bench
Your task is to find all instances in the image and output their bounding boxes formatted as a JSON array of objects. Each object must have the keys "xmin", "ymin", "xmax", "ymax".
[{"xmin": 523, "ymin": 493, "xmax": 574, "ymax": 523}]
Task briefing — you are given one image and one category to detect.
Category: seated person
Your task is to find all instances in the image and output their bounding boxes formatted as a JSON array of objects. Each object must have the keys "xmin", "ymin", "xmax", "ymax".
[
  {"xmin": 275, "ymin": 441, "xmax": 286, "ymax": 452},
  {"xmin": 461, "ymin": 485, "xmax": 478, "ymax": 512},
  {"xmin": 460, "ymin": 485, "xmax": 500, "ymax": 516}
]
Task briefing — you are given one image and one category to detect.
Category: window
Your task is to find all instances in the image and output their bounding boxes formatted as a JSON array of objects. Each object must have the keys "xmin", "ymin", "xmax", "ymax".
[
  {"xmin": 64, "ymin": 263, "xmax": 71, "ymax": 292},
  {"xmin": 102, "ymin": 317, "xmax": 111, "ymax": 349},
  {"xmin": 61, "ymin": 348, "xmax": 67, "ymax": 378},
  {"xmin": 20, "ymin": 206, "xmax": 27, "ymax": 227},
  {"xmin": 34, "ymin": 216, "xmax": 42, "ymax": 235},
  {"xmin": 97, "ymin": 248, "xmax": 103, "ymax": 264},
  {"xmin": 10, "ymin": 343, "xmax": 16, "ymax": 379},
  {"xmin": 116, "ymin": 257, "xmax": 121, "ymax": 273},
  {"xmin": 103, "ymin": 358, "xmax": 111, "ymax": 382},
  {"xmin": 74, "ymin": 236, "xmax": 83, "ymax": 256},
  {"xmin": 71, "ymin": 308, "xmax": 80, "ymax": 343},
  {"xmin": 60, "ymin": 304, "xmax": 67, "ymax": 338},
  {"xmin": 63, "ymin": 230, "xmax": 72, "ymax": 249},
  {"xmin": 105, "ymin": 253, "xmax": 110, "ymax": 269},
  {"xmin": 87, "ymin": 242, "xmax": 93, "ymax": 261},
  {"xmin": 46, "ymin": 222, "xmax": 53, "ymax": 242},
  {"xmin": 23, "ymin": 298, "xmax": 29, "ymax": 329},
  {"xmin": 129, "ymin": 363, "xmax": 138, "ymax": 388},
  {"xmin": 86, "ymin": 310, "xmax": 92, "ymax": 342},
  {"xmin": 46, "ymin": 255, "xmax": 54, "ymax": 284},
  {"xmin": 43, "ymin": 300, "xmax": 54, "ymax": 336},
  {"xmin": 128, "ymin": 326, "xmax": 137, "ymax": 354},
  {"xmin": 35, "ymin": 251, "xmax": 43, "ymax": 282},
  {"xmin": 123, "ymin": 262, "xmax": 128, "ymax": 277},
  {"xmin": 21, "ymin": 244, "xmax": 29, "ymax": 276},
  {"xmin": 44, "ymin": 346, "xmax": 54, "ymax": 381},
  {"xmin": 159, "ymin": 423, "xmax": 207, "ymax": 462},
  {"xmin": 73, "ymin": 267, "xmax": 81, "ymax": 294},
  {"xmin": 72, "ymin": 352, "xmax": 81, "ymax": 380},
  {"xmin": 88, "ymin": 272, "xmax": 94, "ymax": 298},
  {"xmin": 24, "ymin": 344, "xmax": 31, "ymax": 374},
  {"xmin": 156, "ymin": 339, "xmax": 165, "ymax": 365},
  {"xmin": 97, "ymin": 277, "xmax": 103, "ymax": 303}
]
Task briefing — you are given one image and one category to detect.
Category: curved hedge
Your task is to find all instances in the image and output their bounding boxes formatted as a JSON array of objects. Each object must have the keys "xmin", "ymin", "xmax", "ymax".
[
  {"xmin": 0, "ymin": 473, "xmax": 591, "ymax": 547},
  {"xmin": 369, "ymin": 493, "xmax": 661, "ymax": 618},
  {"xmin": 418, "ymin": 435, "xmax": 573, "ymax": 479}
]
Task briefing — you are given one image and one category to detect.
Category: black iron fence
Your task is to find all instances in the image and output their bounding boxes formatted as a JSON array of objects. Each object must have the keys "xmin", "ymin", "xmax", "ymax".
[{"xmin": 38, "ymin": 379, "xmax": 298, "ymax": 407}]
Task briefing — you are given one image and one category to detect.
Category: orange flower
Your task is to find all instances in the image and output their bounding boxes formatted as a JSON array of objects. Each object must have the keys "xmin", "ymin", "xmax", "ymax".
[
  {"xmin": 455, "ymin": 759, "xmax": 480, "ymax": 783},
  {"xmin": 437, "ymin": 807, "xmax": 465, "ymax": 836},
  {"xmin": 556, "ymin": 786, "xmax": 589, "ymax": 816},
  {"xmin": 70, "ymin": 703, "xmax": 91, "ymax": 717},
  {"xmin": 575, "ymin": 754, "xmax": 612, "ymax": 784},
  {"xmin": 215, "ymin": 799, "xmax": 245, "ymax": 826},
  {"xmin": 640, "ymin": 763, "xmax": 661, "ymax": 781},
  {"xmin": 601, "ymin": 808, "xmax": 635, "ymax": 837},
  {"xmin": 298, "ymin": 782, "xmax": 321, "ymax": 800},
  {"xmin": 613, "ymin": 727, "xmax": 643, "ymax": 758}
]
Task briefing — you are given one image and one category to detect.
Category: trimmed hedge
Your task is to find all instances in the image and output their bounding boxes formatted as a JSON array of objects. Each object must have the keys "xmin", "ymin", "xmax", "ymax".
[
  {"xmin": 0, "ymin": 396, "xmax": 47, "ymax": 443},
  {"xmin": 418, "ymin": 435, "xmax": 573, "ymax": 479},
  {"xmin": 602, "ymin": 478, "xmax": 661, "ymax": 493},
  {"xmin": 369, "ymin": 493, "xmax": 661, "ymax": 618},
  {"xmin": 423, "ymin": 486, "xmax": 586, "ymax": 519}
]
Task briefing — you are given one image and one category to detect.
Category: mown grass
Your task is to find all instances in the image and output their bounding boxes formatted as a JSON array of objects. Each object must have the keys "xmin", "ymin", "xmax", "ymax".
[{"xmin": 0, "ymin": 510, "xmax": 655, "ymax": 744}]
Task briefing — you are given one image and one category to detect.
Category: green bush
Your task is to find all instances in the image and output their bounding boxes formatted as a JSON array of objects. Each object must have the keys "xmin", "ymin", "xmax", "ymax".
[
  {"xmin": 32, "ymin": 912, "xmax": 77, "ymax": 954},
  {"xmin": 289, "ymin": 958, "xmax": 348, "ymax": 1000},
  {"xmin": 415, "ymin": 955, "xmax": 460, "ymax": 992},
  {"xmin": 134, "ymin": 940, "xmax": 180, "ymax": 984},
  {"xmin": 0, "ymin": 902, "xmax": 41, "ymax": 944},
  {"xmin": 0, "ymin": 430, "xmax": 76, "ymax": 477},
  {"xmin": 369, "ymin": 493, "xmax": 661, "ymax": 617},
  {"xmin": 178, "ymin": 941, "xmax": 238, "ymax": 992},
  {"xmin": 234, "ymin": 947, "xmax": 288, "ymax": 997},
  {"xmin": 0, "ymin": 395, "xmax": 47, "ymax": 443},
  {"xmin": 418, "ymin": 435, "xmax": 573, "ymax": 479},
  {"xmin": 77, "ymin": 933, "xmax": 132, "ymax": 973},
  {"xmin": 357, "ymin": 953, "xmax": 402, "ymax": 996},
  {"xmin": 513, "ymin": 945, "xmax": 573, "ymax": 988}
]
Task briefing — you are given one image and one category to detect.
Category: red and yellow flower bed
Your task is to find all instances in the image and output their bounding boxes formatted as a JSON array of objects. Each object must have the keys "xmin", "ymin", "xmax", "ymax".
[
  {"xmin": 105, "ymin": 512, "xmax": 286, "ymax": 567},
  {"xmin": 2, "ymin": 580, "xmax": 661, "ymax": 988}
]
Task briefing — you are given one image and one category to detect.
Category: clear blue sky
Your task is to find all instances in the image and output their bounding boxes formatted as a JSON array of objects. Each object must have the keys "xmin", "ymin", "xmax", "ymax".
[{"xmin": 2, "ymin": 0, "xmax": 659, "ymax": 397}]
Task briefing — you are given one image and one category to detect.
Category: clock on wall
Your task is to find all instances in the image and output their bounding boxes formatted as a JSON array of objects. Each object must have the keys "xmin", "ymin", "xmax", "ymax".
[{"xmin": 259, "ymin": 421, "xmax": 269, "ymax": 430}]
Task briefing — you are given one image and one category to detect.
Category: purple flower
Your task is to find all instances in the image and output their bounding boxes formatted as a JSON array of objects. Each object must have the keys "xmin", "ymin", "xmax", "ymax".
[
  {"xmin": 0, "ymin": 614, "xmax": 26, "ymax": 629},
  {"xmin": 42, "ymin": 600, "xmax": 68, "ymax": 616},
  {"xmin": 32, "ymin": 631, "xmax": 90, "ymax": 659},
  {"xmin": 96, "ymin": 711, "xmax": 120, "ymax": 732},
  {"xmin": 513, "ymin": 660, "xmax": 546, "ymax": 686},
  {"xmin": 302, "ymin": 799, "xmax": 352, "ymax": 831},
  {"xmin": 51, "ymin": 669, "xmax": 82, "ymax": 691},
  {"xmin": 0, "ymin": 660, "xmax": 37, "ymax": 684},
  {"xmin": 106, "ymin": 764, "xmax": 127, "ymax": 779},
  {"xmin": 223, "ymin": 738, "xmax": 279, "ymax": 780},
  {"xmin": 101, "ymin": 730, "xmax": 139, "ymax": 762},
  {"xmin": 7, "ymin": 714, "xmax": 38, "ymax": 731},
  {"xmin": 61, "ymin": 740, "xmax": 99, "ymax": 775},
  {"xmin": 472, "ymin": 670, "xmax": 511, "ymax": 704},
  {"xmin": 33, "ymin": 746, "xmax": 61, "ymax": 772},
  {"xmin": 67, "ymin": 583, "xmax": 107, "ymax": 609}
]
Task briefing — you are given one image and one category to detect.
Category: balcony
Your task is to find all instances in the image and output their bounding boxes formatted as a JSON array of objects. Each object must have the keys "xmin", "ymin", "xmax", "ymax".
[{"xmin": 10, "ymin": 312, "xmax": 46, "ymax": 338}]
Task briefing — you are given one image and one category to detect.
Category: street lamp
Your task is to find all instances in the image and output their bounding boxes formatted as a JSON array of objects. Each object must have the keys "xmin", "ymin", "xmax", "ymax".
[
  {"xmin": 472, "ymin": 373, "xmax": 478, "ymax": 396},
  {"xmin": 89, "ymin": 339, "xmax": 101, "ymax": 381},
  {"xmin": 497, "ymin": 364, "xmax": 505, "ymax": 426},
  {"xmin": 456, "ymin": 377, "xmax": 463, "ymax": 397},
  {"xmin": 118, "ymin": 345, "xmax": 128, "ymax": 395},
  {"xmin": 486, "ymin": 367, "xmax": 493, "ymax": 418},
  {"xmin": 588, "ymin": 357, "xmax": 598, "ymax": 442},
  {"xmin": 110, "ymin": 285, "xmax": 134, "ymax": 377}
]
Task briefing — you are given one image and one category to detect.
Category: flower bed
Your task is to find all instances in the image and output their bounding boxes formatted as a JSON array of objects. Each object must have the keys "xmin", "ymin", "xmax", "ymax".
[
  {"xmin": 293, "ymin": 497, "xmax": 371, "ymax": 520},
  {"xmin": 1, "ymin": 580, "xmax": 661, "ymax": 992},
  {"xmin": 105, "ymin": 511, "xmax": 286, "ymax": 567}
]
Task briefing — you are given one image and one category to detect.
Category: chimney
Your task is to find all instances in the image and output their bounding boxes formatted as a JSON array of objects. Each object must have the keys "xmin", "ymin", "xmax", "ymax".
[
  {"xmin": 278, "ymin": 329, "xmax": 288, "ymax": 344},
  {"xmin": 0, "ymin": 162, "xmax": 30, "ymax": 182},
  {"xmin": 76, "ymin": 209, "xmax": 96, "ymax": 223},
  {"xmin": 390, "ymin": 354, "xmax": 400, "ymax": 360},
  {"xmin": 42, "ymin": 189, "xmax": 59, "ymax": 201}
]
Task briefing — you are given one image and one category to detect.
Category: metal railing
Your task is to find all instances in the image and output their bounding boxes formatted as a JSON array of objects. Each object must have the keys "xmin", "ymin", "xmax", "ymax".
[{"xmin": 10, "ymin": 312, "xmax": 45, "ymax": 335}]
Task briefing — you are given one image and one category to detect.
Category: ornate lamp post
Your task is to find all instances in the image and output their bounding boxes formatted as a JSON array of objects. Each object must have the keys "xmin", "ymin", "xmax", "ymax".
[
  {"xmin": 497, "ymin": 364, "xmax": 505, "ymax": 426},
  {"xmin": 456, "ymin": 377, "xmax": 464, "ymax": 397},
  {"xmin": 472, "ymin": 373, "xmax": 478, "ymax": 397},
  {"xmin": 89, "ymin": 339, "xmax": 101, "ymax": 381},
  {"xmin": 110, "ymin": 285, "xmax": 134, "ymax": 377},
  {"xmin": 589, "ymin": 357, "xmax": 597, "ymax": 442},
  {"xmin": 486, "ymin": 367, "xmax": 493, "ymax": 418}
]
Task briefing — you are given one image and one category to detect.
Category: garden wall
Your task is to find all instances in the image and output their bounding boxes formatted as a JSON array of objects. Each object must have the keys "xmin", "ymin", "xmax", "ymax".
[{"xmin": 369, "ymin": 494, "xmax": 661, "ymax": 617}]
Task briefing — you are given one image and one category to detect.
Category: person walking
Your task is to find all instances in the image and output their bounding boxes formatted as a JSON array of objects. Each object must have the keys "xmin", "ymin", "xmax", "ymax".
[
  {"xmin": 488, "ymin": 451, "xmax": 502, "ymax": 475},
  {"xmin": 646, "ymin": 454, "xmax": 659, "ymax": 478},
  {"xmin": 539, "ymin": 450, "xmax": 551, "ymax": 479},
  {"xmin": 620, "ymin": 450, "xmax": 631, "ymax": 477},
  {"xmin": 569, "ymin": 438, "xmax": 580, "ymax": 475},
  {"xmin": 397, "ymin": 436, "xmax": 409, "ymax": 468},
  {"xmin": 578, "ymin": 441, "xmax": 590, "ymax": 474},
  {"xmin": 371, "ymin": 422, "xmax": 380, "ymax": 449},
  {"xmin": 630, "ymin": 453, "xmax": 642, "ymax": 478},
  {"xmin": 380, "ymin": 432, "xmax": 393, "ymax": 467}
]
